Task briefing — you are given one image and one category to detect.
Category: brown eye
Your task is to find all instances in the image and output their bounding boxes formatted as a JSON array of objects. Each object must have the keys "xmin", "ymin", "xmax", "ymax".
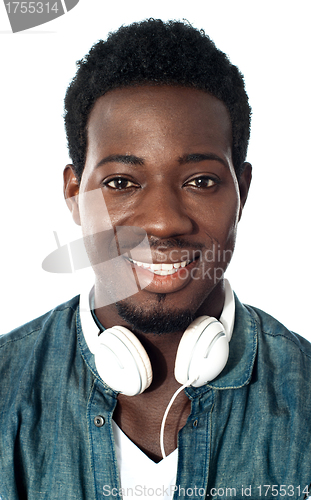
[
  {"xmin": 105, "ymin": 178, "xmax": 137, "ymax": 190},
  {"xmin": 185, "ymin": 176, "xmax": 218, "ymax": 188}
]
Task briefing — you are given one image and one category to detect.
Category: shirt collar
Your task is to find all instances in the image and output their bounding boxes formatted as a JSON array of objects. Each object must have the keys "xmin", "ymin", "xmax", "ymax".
[{"xmin": 205, "ymin": 294, "xmax": 258, "ymax": 391}]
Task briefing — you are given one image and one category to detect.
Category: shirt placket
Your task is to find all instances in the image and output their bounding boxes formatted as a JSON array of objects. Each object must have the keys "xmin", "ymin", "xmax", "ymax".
[
  {"xmin": 88, "ymin": 379, "xmax": 120, "ymax": 500},
  {"xmin": 174, "ymin": 388, "xmax": 214, "ymax": 500}
]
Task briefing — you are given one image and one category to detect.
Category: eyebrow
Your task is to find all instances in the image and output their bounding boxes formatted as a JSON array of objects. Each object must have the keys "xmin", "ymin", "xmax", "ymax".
[
  {"xmin": 178, "ymin": 153, "xmax": 228, "ymax": 169},
  {"xmin": 95, "ymin": 154, "xmax": 144, "ymax": 169},
  {"xmin": 95, "ymin": 152, "xmax": 228, "ymax": 169}
]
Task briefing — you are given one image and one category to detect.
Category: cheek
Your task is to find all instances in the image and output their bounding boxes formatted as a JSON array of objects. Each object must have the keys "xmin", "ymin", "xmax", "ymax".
[
  {"xmin": 223, "ymin": 203, "xmax": 240, "ymax": 247},
  {"xmin": 77, "ymin": 187, "xmax": 116, "ymax": 272},
  {"xmin": 78, "ymin": 187, "xmax": 115, "ymax": 237},
  {"xmin": 203, "ymin": 192, "xmax": 240, "ymax": 260}
]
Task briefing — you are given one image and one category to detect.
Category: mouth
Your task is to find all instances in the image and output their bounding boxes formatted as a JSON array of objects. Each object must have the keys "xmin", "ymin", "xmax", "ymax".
[
  {"xmin": 124, "ymin": 253, "xmax": 201, "ymax": 295},
  {"xmin": 127, "ymin": 257, "xmax": 194, "ymax": 275}
]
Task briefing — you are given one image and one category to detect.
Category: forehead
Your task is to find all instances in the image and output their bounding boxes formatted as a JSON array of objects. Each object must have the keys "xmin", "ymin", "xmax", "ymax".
[
  {"xmin": 88, "ymin": 85, "xmax": 231, "ymax": 134},
  {"xmin": 85, "ymin": 85, "xmax": 232, "ymax": 164}
]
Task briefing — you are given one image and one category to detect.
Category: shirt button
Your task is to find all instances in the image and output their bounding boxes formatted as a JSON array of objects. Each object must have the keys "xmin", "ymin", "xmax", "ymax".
[
  {"xmin": 94, "ymin": 415, "xmax": 105, "ymax": 427},
  {"xmin": 193, "ymin": 419, "xmax": 198, "ymax": 428}
]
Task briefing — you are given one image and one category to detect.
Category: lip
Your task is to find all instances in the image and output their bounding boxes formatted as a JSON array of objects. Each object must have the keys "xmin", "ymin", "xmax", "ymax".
[
  {"xmin": 127, "ymin": 257, "xmax": 191, "ymax": 274},
  {"xmin": 126, "ymin": 256, "xmax": 200, "ymax": 294}
]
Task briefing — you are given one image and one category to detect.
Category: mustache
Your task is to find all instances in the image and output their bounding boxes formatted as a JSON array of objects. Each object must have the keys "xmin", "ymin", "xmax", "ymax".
[{"xmin": 147, "ymin": 237, "xmax": 205, "ymax": 251}]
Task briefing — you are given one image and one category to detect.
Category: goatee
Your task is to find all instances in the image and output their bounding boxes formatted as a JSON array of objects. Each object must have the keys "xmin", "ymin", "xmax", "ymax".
[{"xmin": 115, "ymin": 294, "xmax": 195, "ymax": 335}]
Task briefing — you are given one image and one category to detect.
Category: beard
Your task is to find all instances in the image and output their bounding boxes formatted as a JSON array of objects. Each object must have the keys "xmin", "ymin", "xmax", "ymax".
[{"xmin": 115, "ymin": 293, "xmax": 196, "ymax": 335}]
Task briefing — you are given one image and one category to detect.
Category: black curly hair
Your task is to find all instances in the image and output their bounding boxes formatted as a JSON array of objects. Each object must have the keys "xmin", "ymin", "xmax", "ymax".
[{"xmin": 64, "ymin": 19, "xmax": 251, "ymax": 183}]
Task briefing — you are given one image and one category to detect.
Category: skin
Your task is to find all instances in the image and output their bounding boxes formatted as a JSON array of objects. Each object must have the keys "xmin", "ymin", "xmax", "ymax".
[{"xmin": 64, "ymin": 85, "xmax": 252, "ymax": 461}]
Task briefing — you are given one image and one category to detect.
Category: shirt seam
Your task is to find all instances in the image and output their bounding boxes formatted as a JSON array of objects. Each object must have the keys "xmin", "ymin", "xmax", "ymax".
[
  {"xmin": 0, "ymin": 328, "xmax": 41, "ymax": 348},
  {"xmin": 260, "ymin": 329, "xmax": 311, "ymax": 360},
  {"xmin": 245, "ymin": 304, "xmax": 311, "ymax": 360},
  {"xmin": 0, "ymin": 304, "xmax": 78, "ymax": 350}
]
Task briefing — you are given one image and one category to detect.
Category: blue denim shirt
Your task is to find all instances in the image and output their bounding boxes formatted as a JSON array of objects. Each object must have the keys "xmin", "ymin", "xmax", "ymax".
[{"xmin": 1, "ymin": 294, "xmax": 311, "ymax": 500}]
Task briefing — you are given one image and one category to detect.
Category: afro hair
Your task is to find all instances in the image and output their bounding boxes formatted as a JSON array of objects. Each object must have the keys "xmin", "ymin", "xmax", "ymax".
[{"xmin": 64, "ymin": 19, "xmax": 251, "ymax": 182}]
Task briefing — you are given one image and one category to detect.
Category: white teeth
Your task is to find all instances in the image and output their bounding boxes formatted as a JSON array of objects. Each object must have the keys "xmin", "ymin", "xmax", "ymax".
[
  {"xmin": 141, "ymin": 263, "xmax": 150, "ymax": 269},
  {"xmin": 154, "ymin": 269, "xmax": 178, "ymax": 276},
  {"xmin": 161, "ymin": 263, "xmax": 174, "ymax": 270},
  {"xmin": 128, "ymin": 258, "xmax": 192, "ymax": 275},
  {"xmin": 150, "ymin": 264, "xmax": 162, "ymax": 271}
]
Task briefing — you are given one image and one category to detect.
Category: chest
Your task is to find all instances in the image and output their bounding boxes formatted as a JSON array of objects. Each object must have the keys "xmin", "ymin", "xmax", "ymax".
[{"xmin": 113, "ymin": 391, "xmax": 191, "ymax": 462}]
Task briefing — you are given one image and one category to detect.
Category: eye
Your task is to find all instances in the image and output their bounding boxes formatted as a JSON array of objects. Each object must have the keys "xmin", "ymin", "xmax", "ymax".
[
  {"xmin": 103, "ymin": 177, "xmax": 139, "ymax": 190},
  {"xmin": 184, "ymin": 176, "xmax": 219, "ymax": 189}
]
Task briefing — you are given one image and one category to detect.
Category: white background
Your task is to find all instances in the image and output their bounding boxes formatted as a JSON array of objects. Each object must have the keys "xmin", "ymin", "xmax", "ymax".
[{"xmin": 0, "ymin": 0, "xmax": 310, "ymax": 340}]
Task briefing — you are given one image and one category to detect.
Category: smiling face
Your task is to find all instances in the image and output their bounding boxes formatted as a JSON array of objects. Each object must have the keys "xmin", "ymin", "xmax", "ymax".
[{"xmin": 64, "ymin": 85, "xmax": 251, "ymax": 334}]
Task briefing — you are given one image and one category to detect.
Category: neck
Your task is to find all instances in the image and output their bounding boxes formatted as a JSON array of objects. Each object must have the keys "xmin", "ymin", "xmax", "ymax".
[{"xmin": 93, "ymin": 280, "xmax": 226, "ymax": 389}]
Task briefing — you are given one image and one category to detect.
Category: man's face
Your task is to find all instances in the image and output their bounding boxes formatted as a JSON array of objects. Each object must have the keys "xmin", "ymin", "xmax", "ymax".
[{"xmin": 65, "ymin": 85, "xmax": 251, "ymax": 333}]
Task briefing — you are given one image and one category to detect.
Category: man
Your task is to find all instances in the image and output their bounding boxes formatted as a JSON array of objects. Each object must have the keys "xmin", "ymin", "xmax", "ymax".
[{"xmin": 1, "ymin": 19, "xmax": 311, "ymax": 500}]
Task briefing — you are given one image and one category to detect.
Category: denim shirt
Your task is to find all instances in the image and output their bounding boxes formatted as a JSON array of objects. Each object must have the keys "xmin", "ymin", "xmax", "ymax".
[{"xmin": 0, "ymin": 294, "xmax": 311, "ymax": 500}]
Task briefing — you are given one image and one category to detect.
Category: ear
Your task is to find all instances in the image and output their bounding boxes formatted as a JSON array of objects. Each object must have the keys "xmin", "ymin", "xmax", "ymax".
[
  {"xmin": 238, "ymin": 162, "xmax": 252, "ymax": 221},
  {"xmin": 63, "ymin": 165, "xmax": 81, "ymax": 226}
]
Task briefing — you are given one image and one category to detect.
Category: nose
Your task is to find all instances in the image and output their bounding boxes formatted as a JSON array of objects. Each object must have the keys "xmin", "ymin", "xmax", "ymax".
[{"xmin": 133, "ymin": 184, "xmax": 194, "ymax": 239}]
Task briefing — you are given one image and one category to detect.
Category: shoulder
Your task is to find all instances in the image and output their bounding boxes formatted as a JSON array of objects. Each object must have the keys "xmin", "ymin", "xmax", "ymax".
[
  {"xmin": 243, "ymin": 303, "xmax": 311, "ymax": 391},
  {"xmin": 0, "ymin": 295, "xmax": 81, "ymax": 413},
  {"xmin": 245, "ymin": 304, "xmax": 311, "ymax": 359},
  {"xmin": 0, "ymin": 295, "xmax": 80, "ymax": 359}
]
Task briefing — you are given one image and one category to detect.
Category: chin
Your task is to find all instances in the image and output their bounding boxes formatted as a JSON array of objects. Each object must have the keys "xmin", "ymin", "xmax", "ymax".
[{"xmin": 115, "ymin": 295, "xmax": 195, "ymax": 335}]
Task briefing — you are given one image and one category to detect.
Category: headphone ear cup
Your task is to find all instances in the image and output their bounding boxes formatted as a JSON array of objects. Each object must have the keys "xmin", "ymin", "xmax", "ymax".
[
  {"xmin": 94, "ymin": 326, "xmax": 153, "ymax": 396},
  {"xmin": 174, "ymin": 316, "xmax": 229, "ymax": 387}
]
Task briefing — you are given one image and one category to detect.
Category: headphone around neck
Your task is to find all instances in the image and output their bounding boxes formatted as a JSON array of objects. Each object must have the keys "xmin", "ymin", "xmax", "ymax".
[{"xmin": 80, "ymin": 279, "xmax": 235, "ymax": 397}]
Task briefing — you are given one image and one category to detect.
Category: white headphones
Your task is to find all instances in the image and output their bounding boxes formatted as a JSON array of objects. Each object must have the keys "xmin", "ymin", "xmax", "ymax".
[{"xmin": 80, "ymin": 279, "xmax": 235, "ymax": 396}]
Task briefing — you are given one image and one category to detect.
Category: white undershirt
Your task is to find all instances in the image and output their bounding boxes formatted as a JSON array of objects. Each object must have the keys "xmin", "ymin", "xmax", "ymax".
[{"xmin": 112, "ymin": 420, "xmax": 178, "ymax": 500}]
